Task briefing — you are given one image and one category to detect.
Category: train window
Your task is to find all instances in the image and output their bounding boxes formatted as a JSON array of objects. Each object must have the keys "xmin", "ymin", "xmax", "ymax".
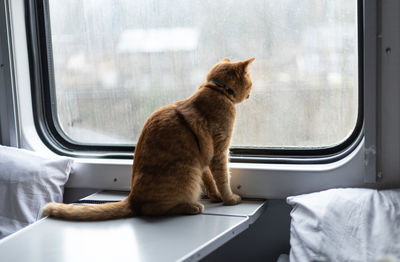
[{"xmin": 28, "ymin": 0, "xmax": 361, "ymax": 160}]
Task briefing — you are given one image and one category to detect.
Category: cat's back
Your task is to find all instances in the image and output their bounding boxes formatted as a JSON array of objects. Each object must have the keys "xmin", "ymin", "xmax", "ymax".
[
  {"xmin": 134, "ymin": 103, "xmax": 202, "ymax": 166},
  {"xmin": 142, "ymin": 104, "xmax": 179, "ymax": 132},
  {"xmin": 136, "ymin": 104, "xmax": 182, "ymax": 148}
]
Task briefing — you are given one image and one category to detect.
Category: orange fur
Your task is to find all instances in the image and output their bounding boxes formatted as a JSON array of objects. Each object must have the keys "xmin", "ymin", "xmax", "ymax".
[{"xmin": 41, "ymin": 58, "xmax": 255, "ymax": 220}]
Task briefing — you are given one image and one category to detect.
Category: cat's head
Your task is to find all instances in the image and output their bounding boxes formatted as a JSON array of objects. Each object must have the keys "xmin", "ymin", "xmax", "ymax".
[{"xmin": 206, "ymin": 58, "xmax": 255, "ymax": 104}]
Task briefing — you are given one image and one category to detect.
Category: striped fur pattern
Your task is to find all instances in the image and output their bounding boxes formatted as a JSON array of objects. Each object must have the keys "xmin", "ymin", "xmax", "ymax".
[
  {"xmin": 41, "ymin": 58, "xmax": 255, "ymax": 220},
  {"xmin": 41, "ymin": 199, "xmax": 133, "ymax": 220}
]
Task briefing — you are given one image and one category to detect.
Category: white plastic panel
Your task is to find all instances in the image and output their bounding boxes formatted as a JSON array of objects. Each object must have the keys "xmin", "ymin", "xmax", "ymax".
[
  {"xmin": 0, "ymin": 215, "xmax": 248, "ymax": 262},
  {"xmin": 81, "ymin": 191, "xmax": 267, "ymax": 224}
]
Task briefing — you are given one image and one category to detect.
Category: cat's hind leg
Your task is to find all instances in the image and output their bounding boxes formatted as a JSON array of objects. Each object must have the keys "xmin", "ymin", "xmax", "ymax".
[
  {"xmin": 140, "ymin": 201, "xmax": 204, "ymax": 216},
  {"xmin": 167, "ymin": 202, "xmax": 204, "ymax": 215}
]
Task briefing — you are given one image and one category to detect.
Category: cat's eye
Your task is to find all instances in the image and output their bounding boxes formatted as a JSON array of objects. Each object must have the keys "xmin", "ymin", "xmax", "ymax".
[{"xmin": 29, "ymin": 0, "xmax": 361, "ymax": 161}]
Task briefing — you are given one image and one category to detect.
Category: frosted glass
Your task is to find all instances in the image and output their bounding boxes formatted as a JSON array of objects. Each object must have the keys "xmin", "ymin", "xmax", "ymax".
[{"xmin": 48, "ymin": 0, "xmax": 358, "ymax": 148}]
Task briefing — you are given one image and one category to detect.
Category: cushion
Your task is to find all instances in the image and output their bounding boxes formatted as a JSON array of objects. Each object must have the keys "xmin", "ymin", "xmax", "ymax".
[
  {"xmin": 0, "ymin": 145, "xmax": 72, "ymax": 239},
  {"xmin": 287, "ymin": 188, "xmax": 400, "ymax": 262}
]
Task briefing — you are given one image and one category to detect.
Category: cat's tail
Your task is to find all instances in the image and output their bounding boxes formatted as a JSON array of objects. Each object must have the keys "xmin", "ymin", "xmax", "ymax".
[{"xmin": 41, "ymin": 198, "xmax": 134, "ymax": 221}]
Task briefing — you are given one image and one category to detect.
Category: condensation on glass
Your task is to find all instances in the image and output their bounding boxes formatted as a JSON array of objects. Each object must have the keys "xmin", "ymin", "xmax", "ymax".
[{"xmin": 48, "ymin": 0, "xmax": 358, "ymax": 148}]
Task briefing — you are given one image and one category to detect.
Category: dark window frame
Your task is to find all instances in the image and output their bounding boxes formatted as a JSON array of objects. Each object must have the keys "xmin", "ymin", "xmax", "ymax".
[{"xmin": 26, "ymin": 0, "xmax": 364, "ymax": 164}]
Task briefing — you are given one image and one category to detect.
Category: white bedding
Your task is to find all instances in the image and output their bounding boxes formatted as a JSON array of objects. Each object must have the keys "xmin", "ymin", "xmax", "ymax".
[
  {"xmin": 0, "ymin": 145, "xmax": 72, "ymax": 239},
  {"xmin": 287, "ymin": 188, "xmax": 400, "ymax": 262}
]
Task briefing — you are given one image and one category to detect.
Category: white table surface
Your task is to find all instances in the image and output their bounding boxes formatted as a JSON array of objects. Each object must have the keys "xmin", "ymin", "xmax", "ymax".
[
  {"xmin": 0, "ymin": 191, "xmax": 266, "ymax": 262},
  {"xmin": 82, "ymin": 191, "xmax": 266, "ymax": 223}
]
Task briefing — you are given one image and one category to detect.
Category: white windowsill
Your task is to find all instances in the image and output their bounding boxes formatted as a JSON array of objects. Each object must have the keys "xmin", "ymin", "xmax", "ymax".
[{"xmin": 0, "ymin": 191, "xmax": 266, "ymax": 262}]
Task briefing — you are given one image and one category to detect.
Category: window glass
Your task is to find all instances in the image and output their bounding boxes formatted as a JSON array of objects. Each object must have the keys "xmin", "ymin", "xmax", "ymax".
[{"xmin": 48, "ymin": 0, "xmax": 358, "ymax": 148}]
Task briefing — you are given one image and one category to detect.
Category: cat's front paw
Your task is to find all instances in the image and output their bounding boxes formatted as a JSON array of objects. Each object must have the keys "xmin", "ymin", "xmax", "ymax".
[{"xmin": 223, "ymin": 194, "xmax": 241, "ymax": 205}]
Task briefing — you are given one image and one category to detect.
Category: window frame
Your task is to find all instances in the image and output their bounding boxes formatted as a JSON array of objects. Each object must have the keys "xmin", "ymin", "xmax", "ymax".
[{"xmin": 26, "ymin": 0, "xmax": 364, "ymax": 164}]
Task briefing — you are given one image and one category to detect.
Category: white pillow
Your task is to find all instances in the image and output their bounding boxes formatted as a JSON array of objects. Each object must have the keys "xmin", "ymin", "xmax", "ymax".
[
  {"xmin": 0, "ymin": 145, "xmax": 72, "ymax": 239},
  {"xmin": 287, "ymin": 188, "xmax": 400, "ymax": 262}
]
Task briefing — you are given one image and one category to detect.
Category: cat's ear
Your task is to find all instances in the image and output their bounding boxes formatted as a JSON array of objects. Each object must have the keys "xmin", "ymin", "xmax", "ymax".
[
  {"xmin": 222, "ymin": 58, "xmax": 231, "ymax": 62},
  {"xmin": 240, "ymin": 58, "xmax": 255, "ymax": 72}
]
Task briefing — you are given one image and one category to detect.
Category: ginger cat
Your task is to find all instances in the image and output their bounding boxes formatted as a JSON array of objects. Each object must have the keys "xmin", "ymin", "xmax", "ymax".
[{"xmin": 41, "ymin": 57, "xmax": 255, "ymax": 220}]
